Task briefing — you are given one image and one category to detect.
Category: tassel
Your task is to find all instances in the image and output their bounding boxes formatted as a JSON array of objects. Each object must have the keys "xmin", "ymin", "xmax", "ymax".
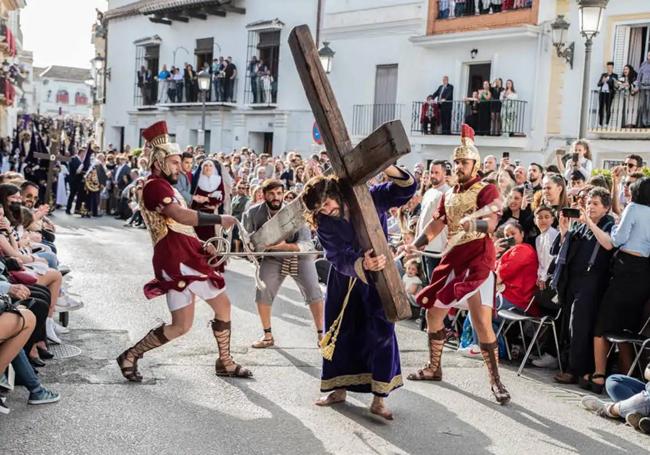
[{"xmin": 319, "ymin": 277, "xmax": 357, "ymax": 361}]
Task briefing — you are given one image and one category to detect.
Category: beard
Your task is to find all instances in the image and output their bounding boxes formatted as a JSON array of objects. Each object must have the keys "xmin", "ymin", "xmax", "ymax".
[
  {"xmin": 456, "ymin": 171, "xmax": 471, "ymax": 183},
  {"xmin": 164, "ymin": 172, "xmax": 178, "ymax": 185},
  {"xmin": 430, "ymin": 177, "xmax": 442, "ymax": 187},
  {"xmin": 265, "ymin": 199, "xmax": 282, "ymax": 211}
]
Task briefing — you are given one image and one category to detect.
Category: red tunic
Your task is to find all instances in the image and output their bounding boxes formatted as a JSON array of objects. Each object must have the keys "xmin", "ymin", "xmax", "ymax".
[
  {"xmin": 140, "ymin": 175, "xmax": 224, "ymax": 299},
  {"xmin": 416, "ymin": 177, "xmax": 500, "ymax": 309},
  {"xmin": 497, "ymin": 243, "xmax": 540, "ymax": 315}
]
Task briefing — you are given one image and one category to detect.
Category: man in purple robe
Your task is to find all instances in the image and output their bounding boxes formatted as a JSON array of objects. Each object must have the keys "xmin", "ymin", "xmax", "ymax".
[{"xmin": 301, "ymin": 165, "xmax": 416, "ymax": 420}]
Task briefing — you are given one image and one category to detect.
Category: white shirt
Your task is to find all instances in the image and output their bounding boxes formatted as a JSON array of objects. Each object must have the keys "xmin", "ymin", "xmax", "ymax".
[
  {"xmin": 416, "ymin": 184, "xmax": 450, "ymax": 253},
  {"xmin": 535, "ymin": 227, "xmax": 559, "ymax": 282}
]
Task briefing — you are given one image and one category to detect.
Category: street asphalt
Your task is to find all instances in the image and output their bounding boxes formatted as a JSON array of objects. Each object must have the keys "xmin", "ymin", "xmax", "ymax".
[{"xmin": 1, "ymin": 214, "xmax": 649, "ymax": 455}]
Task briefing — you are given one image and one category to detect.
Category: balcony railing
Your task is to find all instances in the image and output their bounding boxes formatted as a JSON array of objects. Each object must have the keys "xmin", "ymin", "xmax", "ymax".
[
  {"xmin": 351, "ymin": 104, "xmax": 405, "ymax": 136},
  {"xmin": 243, "ymin": 74, "xmax": 277, "ymax": 107},
  {"xmin": 587, "ymin": 88, "xmax": 650, "ymax": 134},
  {"xmin": 436, "ymin": 0, "xmax": 533, "ymax": 20},
  {"xmin": 136, "ymin": 77, "xmax": 238, "ymax": 108},
  {"xmin": 411, "ymin": 99, "xmax": 527, "ymax": 136}
]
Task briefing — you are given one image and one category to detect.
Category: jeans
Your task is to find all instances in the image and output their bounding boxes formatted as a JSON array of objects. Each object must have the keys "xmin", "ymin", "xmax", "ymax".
[
  {"xmin": 12, "ymin": 350, "xmax": 42, "ymax": 393},
  {"xmin": 606, "ymin": 374, "xmax": 650, "ymax": 418},
  {"xmin": 35, "ymin": 250, "xmax": 59, "ymax": 269}
]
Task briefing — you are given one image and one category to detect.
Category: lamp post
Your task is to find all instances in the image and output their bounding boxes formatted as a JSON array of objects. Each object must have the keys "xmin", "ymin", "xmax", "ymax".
[
  {"xmin": 197, "ymin": 70, "xmax": 211, "ymax": 148},
  {"xmin": 578, "ymin": 0, "xmax": 609, "ymax": 139},
  {"xmin": 550, "ymin": 15, "xmax": 575, "ymax": 69},
  {"xmin": 318, "ymin": 41, "xmax": 335, "ymax": 74}
]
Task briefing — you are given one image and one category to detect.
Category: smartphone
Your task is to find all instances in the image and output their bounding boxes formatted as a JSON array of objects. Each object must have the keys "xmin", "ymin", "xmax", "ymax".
[
  {"xmin": 524, "ymin": 181, "xmax": 533, "ymax": 191},
  {"xmin": 572, "ymin": 152, "xmax": 579, "ymax": 163},
  {"xmin": 503, "ymin": 237, "xmax": 516, "ymax": 248},
  {"xmin": 502, "ymin": 152, "xmax": 510, "ymax": 159},
  {"xmin": 561, "ymin": 208, "xmax": 581, "ymax": 219}
]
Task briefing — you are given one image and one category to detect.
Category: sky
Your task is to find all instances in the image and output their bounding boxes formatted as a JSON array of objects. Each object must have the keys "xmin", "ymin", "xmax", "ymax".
[{"xmin": 22, "ymin": 0, "xmax": 109, "ymax": 69}]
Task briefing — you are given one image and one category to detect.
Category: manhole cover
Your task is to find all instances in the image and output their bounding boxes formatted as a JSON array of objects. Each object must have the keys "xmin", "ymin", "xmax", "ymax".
[{"xmin": 49, "ymin": 343, "xmax": 82, "ymax": 360}]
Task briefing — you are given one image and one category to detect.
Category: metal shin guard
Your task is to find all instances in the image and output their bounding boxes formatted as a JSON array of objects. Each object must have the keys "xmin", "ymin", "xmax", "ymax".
[
  {"xmin": 427, "ymin": 328, "xmax": 447, "ymax": 378},
  {"xmin": 480, "ymin": 341, "xmax": 511, "ymax": 405}
]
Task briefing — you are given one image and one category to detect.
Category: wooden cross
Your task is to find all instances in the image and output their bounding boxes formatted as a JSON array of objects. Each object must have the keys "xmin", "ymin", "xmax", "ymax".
[
  {"xmin": 288, "ymin": 25, "xmax": 412, "ymax": 322},
  {"xmin": 33, "ymin": 130, "xmax": 70, "ymax": 206}
]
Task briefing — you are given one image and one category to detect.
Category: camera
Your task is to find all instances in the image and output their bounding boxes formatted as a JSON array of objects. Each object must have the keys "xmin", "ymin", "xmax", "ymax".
[{"xmin": 561, "ymin": 207, "xmax": 581, "ymax": 219}]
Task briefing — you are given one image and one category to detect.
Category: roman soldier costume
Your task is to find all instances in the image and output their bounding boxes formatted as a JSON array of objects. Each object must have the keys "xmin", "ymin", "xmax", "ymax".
[
  {"xmin": 408, "ymin": 124, "xmax": 510, "ymax": 404},
  {"xmin": 116, "ymin": 120, "xmax": 251, "ymax": 383}
]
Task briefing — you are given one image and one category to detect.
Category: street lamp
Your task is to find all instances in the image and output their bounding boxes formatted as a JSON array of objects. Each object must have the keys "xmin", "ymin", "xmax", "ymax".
[
  {"xmin": 578, "ymin": 0, "xmax": 609, "ymax": 139},
  {"xmin": 197, "ymin": 70, "xmax": 211, "ymax": 148},
  {"xmin": 91, "ymin": 55, "xmax": 104, "ymax": 71},
  {"xmin": 318, "ymin": 42, "xmax": 335, "ymax": 74},
  {"xmin": 550, "ymin": 15, "xmax": 575, "ymax": 69}
]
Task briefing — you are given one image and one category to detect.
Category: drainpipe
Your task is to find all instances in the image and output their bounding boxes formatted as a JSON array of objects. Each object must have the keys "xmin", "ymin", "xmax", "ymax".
[{"xmin": 316, "ymin": 0, "xmax": 323, "ymax": 46}]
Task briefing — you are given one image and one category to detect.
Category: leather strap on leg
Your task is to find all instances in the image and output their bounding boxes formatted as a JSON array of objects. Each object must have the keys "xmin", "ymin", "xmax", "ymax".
[{"xmin": 480, "ymin": 340, "xmax": 510, "ymax": 404}]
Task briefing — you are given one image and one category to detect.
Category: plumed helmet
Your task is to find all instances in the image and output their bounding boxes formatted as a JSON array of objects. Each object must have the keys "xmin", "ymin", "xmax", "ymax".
[
  {"xmin": 452, "ymin": 124, "xmax": 481, "ymax": 175},
  {"xmin": 141, "ymin": 121, "xmax": 181, "ymax": 176}
]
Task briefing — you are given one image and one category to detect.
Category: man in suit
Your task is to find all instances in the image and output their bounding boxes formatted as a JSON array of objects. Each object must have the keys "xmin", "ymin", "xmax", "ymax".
[
  {"xmin": 432, "ymin": 76, "xmax": 454, "ymax": 134},
  {"xmin": 65, "ymin": 148, "xmax": 84, "ymax": 214},
  {"xmin": 112, "ymin": 154, "xmax": 132, "ymax": 219},
  {"xmin": 597, "ymin": 61, "xmax": 618, "ymax": 127}
]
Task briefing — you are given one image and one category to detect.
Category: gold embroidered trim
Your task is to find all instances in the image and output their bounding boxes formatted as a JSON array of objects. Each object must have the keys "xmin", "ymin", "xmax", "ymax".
[
  {"xmin": 321, "ymin": 373, "xmax": 403, "ymax": 395},
  {"xmin": 353, "ymin": 257, "xmax": 368, "ymax": 285},
  {"xmin": 389, "ymin": 173, "xmax": 415, "ymax": 187}
]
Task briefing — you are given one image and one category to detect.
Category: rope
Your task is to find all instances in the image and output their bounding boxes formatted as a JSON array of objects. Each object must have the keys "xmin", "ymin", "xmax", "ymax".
[{"xmin": 319, "ymin": 277, "xmax": 357, "ymax": 361}]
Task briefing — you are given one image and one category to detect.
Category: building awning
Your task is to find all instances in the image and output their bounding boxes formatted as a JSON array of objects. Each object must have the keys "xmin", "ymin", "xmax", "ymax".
[
  {"xmin": 105, "ymin": 0, "xmax": 245, "ymax": 23},
  {"xmin": 246, "ymin": 18, "xmax": 285, "ymax": 31}
]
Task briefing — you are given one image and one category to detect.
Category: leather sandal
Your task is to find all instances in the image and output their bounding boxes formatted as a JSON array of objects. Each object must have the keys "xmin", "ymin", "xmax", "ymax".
[
  {"xmin": 251, "ymin": 336, "xmax": 275, "ymax": 349},
  {"xmin": 215, "ymin": 359, "xmax": 253, "ymax": 378},
  {"xmin": 553, "ymin": 372, "xmax": 578, "ymax": 384},
  {"xmin": 407, "ymin": 363, "xmax": 442, "ymax": 381},
  {"xmin": 116, "ymin": 352, "xmax": 143, "ymax": 382}
]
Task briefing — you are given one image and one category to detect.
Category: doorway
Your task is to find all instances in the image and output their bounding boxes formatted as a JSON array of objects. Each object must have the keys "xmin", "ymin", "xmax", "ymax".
[
  {"xmin": 466, "ymin": 63, "xmax": 491, "ymax": 96},
  {"xmin": 248, "ymin": 132, "xmax": 273, "ymax": 155}
]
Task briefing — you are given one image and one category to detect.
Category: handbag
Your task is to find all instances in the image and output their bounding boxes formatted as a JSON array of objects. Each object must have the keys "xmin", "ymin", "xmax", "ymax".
[{"xmin": 9, "ymin": 270, "xmax": 38, "ymax": 285}]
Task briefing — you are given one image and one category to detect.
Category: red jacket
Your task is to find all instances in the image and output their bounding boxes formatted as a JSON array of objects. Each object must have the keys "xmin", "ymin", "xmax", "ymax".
[{"xmin": 497, "ymin": 243, "xmax": 539, "ymax": 315}]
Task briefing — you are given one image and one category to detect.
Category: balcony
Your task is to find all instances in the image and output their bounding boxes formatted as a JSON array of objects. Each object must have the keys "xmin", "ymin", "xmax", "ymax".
[
  {"xmin": 135, "ymin": 77, "xmax": 238, "ymax": 111},
  {"xmin": 587, "ymin": 89, "xmax": 650, "ymax": 139},
  {"xmin": 243, "ymin": 74, "xmax": 277, "ymax": 108},
  {"xmin": 411, "ymin": 99, "xmax": 527, "ymax": 136},
  {"xmin": 427, "ymin": 0, "xmax": 539, "ymax": 36},
  {"xmin": 351, "ymin": 104, "xmax": 405, "ymax": 136}
]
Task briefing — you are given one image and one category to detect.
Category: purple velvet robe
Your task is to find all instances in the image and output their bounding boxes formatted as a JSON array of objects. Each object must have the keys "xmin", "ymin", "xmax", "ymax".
[{"xmin": 316, "ymin": 171, "xmax": 416, "ymax": 396}]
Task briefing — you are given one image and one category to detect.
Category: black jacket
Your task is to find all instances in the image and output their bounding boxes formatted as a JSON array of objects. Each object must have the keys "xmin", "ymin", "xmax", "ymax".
[
  {"xmin": 597, "ymin": 72, "xmax": 618, "ymax": 93},
  {"xmin": 432, "ymin": 84, "xmax": 454, "ymax": 103}
]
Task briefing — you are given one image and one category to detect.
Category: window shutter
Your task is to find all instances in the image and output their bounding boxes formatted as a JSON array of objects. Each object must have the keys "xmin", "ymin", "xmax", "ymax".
[{"xmin": 612, "ymin": 25, "xmax": 629, "ymax": 75}]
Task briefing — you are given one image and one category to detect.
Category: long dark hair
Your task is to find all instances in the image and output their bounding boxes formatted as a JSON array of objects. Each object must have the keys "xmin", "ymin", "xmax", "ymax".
[
  {"xmin": 624, "ymin": 64, "xmax": 637, "ymax": 83},
  {"xmin": 0, "ymin": 183, "xmax": 22, "ymax": 226},
  {"xmin": 631, "ymin": 177, "xmax": 650, "ymax": 207},
  {"xmin": 301, "ymin": 175, "xmax": 344, "ymax": 228}
]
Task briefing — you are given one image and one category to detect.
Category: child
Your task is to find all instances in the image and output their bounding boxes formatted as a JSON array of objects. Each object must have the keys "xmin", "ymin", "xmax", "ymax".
[
  {"xmin": 402, "ymin": 259, "xmax": 423, "ymax": 296},
  {"xmin": 533, "ymin": 206, "xmax": 559, "ymax": 290}
]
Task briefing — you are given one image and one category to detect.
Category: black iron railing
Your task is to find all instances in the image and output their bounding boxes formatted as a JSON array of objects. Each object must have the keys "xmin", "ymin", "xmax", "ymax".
[
  {"xmin": 351, "ymin": 104, "xmax": 404, "ymax": 136},
  {"xmin": 244, "ymin": 74, "xmax": 277, "ymax": 105},
  {"xmin": 411, "ymin": 99, "xmax": 527, "ymax": 136},
  {"xmin": 437, "ymin": 0, "xmax": 533, "ymax": 19},
  {"xmin": 587, "ymin": 88, "xmax": 650, "ymax": 131}
]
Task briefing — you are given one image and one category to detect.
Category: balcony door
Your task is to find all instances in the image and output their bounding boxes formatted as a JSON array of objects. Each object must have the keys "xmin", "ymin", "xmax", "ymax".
[
  {"xmin": 466, "ymin": 63, "xmax": 491, "ymax": 97},
  {"xmin": 373, "ymin": 64, "xmax": 398, "ymax": 130}
]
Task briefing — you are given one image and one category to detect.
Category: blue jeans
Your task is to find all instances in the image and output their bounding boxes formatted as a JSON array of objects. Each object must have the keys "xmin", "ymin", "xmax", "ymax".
[
  {"xmin": 606, "ymin": 374, "xmax": 650, "ymax": 418},
  {"xmin": 35, "ymin": 250, "xmax": 58, "ymax": 269},
  {"xmin": 12, "ymin": 350, "xmax": 42, "ymax": 393}
]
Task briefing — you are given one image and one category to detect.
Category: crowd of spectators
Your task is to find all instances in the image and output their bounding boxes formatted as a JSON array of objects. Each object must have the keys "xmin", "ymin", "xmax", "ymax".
[
  {"xmin": 437, "ymin": 0, "xmax": 533, "ymax": 19},
  {"xmin": 4, "ymin": 130, "xmax": 650, "ymax": 432},
  {"xmin": 0, "ymin": 176, "xmax": 82, "ymax": 415},
  {"xmin": 421, "ymin": 76, "xmax": 521, "ymax": 136}
]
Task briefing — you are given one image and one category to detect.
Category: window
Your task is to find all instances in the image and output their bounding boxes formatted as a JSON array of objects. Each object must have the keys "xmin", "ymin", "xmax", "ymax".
[
  {"xmin": 56, "ymin": 89, "xmax": 69, "ymax": 104},
  {"xmin": 195, "ymin": 37, "xmax": 213, "ymax": 71},
  {"xmin": 428, "ymin": 0, "xmax": 539, "ymax": 35},
  {"xmin": 75, "ymin": 92, "xmax": 88, "ymax": 105},
  {"xmin": 613, "ymin": 23, "xmax": 650, "ymax": 75},
  {"xmin": 244, "ymin": 28, "xmax": 281, "ymax": 105},
  {"xmin": 134, "ymin": 42, "xmax": 160, "ymax": 107}
]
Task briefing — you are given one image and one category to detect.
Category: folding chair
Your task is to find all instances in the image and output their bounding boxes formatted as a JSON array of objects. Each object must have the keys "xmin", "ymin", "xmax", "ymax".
[
  {"xmin": 495, "ymin": 295, "xmax": 563, "ymax": 376},
  {"xmin": 606, "ymin": 314, "xmax": 650, "ymax": 377}
]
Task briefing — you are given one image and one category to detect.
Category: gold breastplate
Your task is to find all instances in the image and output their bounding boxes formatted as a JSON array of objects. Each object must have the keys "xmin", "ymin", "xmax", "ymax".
[
  {"xmin": 140, "ymin": 184, "xmax": 198, "ymax": 245},
  {"xmin": 445, "ymin": 182, "xmax": 487, "ymax": 246}
]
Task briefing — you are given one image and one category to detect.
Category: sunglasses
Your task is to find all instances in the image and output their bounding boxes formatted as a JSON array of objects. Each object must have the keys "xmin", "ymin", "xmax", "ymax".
[{"xmin": 625, "ymin": 162, "xmax": 637, "ymax": 168}]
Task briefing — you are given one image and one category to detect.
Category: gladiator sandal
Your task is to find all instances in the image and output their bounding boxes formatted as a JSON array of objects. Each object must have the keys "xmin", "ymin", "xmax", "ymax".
[
  {"xmin": 480, "ymin": 341, "xmax": 511, "ymax": 405},
  {"xmin": 116, "ymin": 325, "xmax": 169, "ymax": 382},
  {"xmin": 407, "ymin": 328, "xmax": 446, "ymax": 381},
  {"xmin": 211, "ymin": 319, "xmax": 253, "ymax": 378}
]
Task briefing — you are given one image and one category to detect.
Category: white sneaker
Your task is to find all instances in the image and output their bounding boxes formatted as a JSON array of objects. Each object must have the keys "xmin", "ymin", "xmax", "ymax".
[
  {"xmin": 55, "ymin": 295, "xmax": 83, "ymax": 312},
  {"xmin": 46, "ymin": 318, "xmax": 62, "ymax": 344},
  {"xmin": 53, "ymin": 319, "xmax": 70, "ymax": 335},
  {"xmin": 532, "ymin": 353, "xmax": 558, "ymax": 369},
  {"xmin": 458, "ymin": 344, "xmax": 483, "ymax": 359}
]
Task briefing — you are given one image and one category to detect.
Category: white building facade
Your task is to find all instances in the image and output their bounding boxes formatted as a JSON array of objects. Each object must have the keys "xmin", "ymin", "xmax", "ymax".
[
  {"xmin": 322, "ymin": 0, "xmax": 650, "ymax": 168},
  {"xmin": 103, "ymin": 0, "xmax": 319, "ymax": 155},
  {"xmin": 32, "ymin": 66, "xmax": 92, "ymax": 119}
]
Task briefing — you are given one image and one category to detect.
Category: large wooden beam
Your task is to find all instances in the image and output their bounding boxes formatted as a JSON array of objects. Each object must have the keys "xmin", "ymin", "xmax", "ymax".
[
  {"xmin": 167, "ymin": 13, "xmax": 190, "ymax": 23},
  {"xmin": 218, "ymin": 3, "xmax": 246, "ymax": 15},
  {"xmin": 205, "ymin": 7, "xmax": 227, "ymax": 17},
  {"xmin": 149, "ymin": 16, "xmax": 171, "ymax": 25},
  {"xmin": 288, "ymin": 25, "xmax": 412, "ymax": 322},
  {"xmin": 185, "ymin": 10, "xmax": 207, "ymax": 20}
]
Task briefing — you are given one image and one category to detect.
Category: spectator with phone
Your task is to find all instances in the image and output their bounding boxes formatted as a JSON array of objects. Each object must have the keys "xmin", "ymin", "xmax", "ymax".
[
  {"xmin": 533, "ymin": 173, "xmax": 568, "ymax": 221},
  {"xmin": 580, "ymin": 177, "xmax": 650, "ymax": 394},
  {"xmin": 497, "ymin": 185, "xmax": 535, "ymax": 243},
  {"xmin": 597, "ymin": 61, "xmax": 618, "ymax": 127},
  {"xmin": 527, "ymin": 163, "xmax": 544, "ymax": 193},
  {"xmin": 551, "ymin": 187, "xmax": 616, "ymax": 386},
  {"xmin": 562, "ymin": 139, "xmax": 593, "ymax": 182}
]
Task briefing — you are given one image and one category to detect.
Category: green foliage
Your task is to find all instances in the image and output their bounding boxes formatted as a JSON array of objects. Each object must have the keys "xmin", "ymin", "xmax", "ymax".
[{"xmin": 130, "ymin": 148, "xmax": 143, "ymax": 157}]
